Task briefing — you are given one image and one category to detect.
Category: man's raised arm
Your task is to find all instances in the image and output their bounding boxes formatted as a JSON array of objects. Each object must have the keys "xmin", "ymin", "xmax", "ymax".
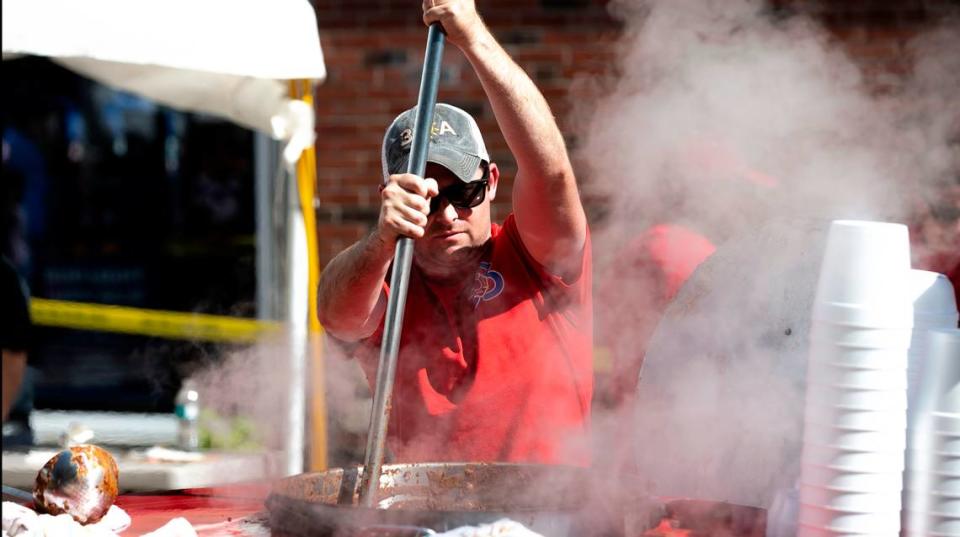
[{"xmin": 424, "ymin": 0, "xmax": 587, "ymax": 280}]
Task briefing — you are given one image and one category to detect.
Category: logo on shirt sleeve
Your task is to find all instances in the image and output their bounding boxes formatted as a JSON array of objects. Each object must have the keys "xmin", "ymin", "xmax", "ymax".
[{"xmin": 470, "ymin": 261, "xmax": 504, "ymax": 308}]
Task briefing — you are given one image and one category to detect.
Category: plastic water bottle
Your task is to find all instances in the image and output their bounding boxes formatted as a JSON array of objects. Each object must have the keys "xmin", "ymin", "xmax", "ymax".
[{"xmin": 174, "ymin": 380, "xmax": 200, "ymax": 451}]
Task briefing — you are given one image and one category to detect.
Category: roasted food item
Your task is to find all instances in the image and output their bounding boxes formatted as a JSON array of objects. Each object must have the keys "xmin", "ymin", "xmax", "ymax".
[{"xmin": 33, "ymin": 445, "xmax": 120, "ymax": 524}]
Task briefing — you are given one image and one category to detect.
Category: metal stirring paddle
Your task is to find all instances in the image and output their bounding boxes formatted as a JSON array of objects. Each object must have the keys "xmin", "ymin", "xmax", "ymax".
[{"xmin": 357, "ymin": 23, "xmax": 446, "ymax": 508}]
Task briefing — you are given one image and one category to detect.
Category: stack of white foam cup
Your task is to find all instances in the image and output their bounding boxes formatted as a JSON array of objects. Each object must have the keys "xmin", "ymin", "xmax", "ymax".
[
  {"xmin": 904, "ymin": 327, "xmax": 960, "ymax": 537},
  {"xmin": 798, "ymin": 220, "xmax": 914, "ymax": 536},
  {"xmin": 907, "ymin": 271, "xmax": 959, "ymax": 404}
]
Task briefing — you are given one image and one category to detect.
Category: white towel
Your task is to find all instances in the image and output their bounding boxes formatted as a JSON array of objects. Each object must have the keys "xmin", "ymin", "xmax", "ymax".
[
  {"xmin": 435, "ymin": 519, "xmax": 544, "ymax": 537},
  {"xmin": 2, "ymin": 503, "xmax": 130, "ymax": 537}
]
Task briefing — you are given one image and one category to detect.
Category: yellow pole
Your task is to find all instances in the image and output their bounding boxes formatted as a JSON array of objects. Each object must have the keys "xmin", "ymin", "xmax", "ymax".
[{"xmin": 290, "ymin": 79, "xmax": 328, "ymax": 471}]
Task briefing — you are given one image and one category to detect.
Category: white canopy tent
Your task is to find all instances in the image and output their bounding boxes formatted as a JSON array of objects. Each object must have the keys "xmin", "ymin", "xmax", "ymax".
[
  {"xmin": 2, "ymin": 0, "xmax": 327, "ymax": 474},
  {"xmin": 2, "ymin": 0, "xmax": 325, "ymax": 163}
]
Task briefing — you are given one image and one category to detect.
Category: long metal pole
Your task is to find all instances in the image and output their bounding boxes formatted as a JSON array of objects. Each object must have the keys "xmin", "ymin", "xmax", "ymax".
[
  {"xmin": 358, "ymin": 23, "xmax": 445, "ymax": 508},
  {"xmin": 284, "ymin": 189, "xmax": 307, "ymax": 476}
]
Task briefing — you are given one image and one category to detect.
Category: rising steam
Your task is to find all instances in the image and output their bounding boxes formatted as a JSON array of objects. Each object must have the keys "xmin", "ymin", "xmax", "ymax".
[{"xmin": 580, "ymin": 0, "xmax": 959, "ymax": 507}]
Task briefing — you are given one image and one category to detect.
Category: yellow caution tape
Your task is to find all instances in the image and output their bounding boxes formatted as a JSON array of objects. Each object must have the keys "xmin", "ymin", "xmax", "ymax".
[{"xmin": 30, "ymin": 298, "xmax": 283, "ymax": 343}]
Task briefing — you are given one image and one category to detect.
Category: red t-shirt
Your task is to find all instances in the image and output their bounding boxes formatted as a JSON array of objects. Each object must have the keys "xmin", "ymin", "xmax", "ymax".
[{"xmin": 355, "ymin": 214, "xmax": 593, "ymax": 466}]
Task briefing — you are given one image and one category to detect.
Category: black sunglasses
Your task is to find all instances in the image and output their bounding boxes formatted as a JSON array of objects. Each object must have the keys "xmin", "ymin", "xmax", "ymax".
[{"xmin": 429, "ymin": 164, "xmax": 490, "ymax": 214}]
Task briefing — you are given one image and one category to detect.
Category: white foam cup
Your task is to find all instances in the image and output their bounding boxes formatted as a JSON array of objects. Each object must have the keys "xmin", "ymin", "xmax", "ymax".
[
  {"xmin": 813, "ymin": 220, "xmax": 911, "ymax": 308},
  {"xmin": 802, "ymin": 442, "xmax": 904, "ymax": 473},
  {"xmin": 805, "ymin": 401, "xmax": 906, "ymax": 431},
  {"xmin": 909, "ymin": 429, "xmax": 960, "ymax": 456},
  {"xmin": 905, "ymin": 477, "xmax": 960, "ymax": 518},
  {"xmin": 909, "ymin": 416, "xmax": 960, "ymax": 481},
  {"xmin": 805, "ymin": 384, "xmax": 907, "ymax": 411},
  {"xmin": 909, "ymin": 272, "xmax": 960, "ymax": 401},
  {"xmin": 902, "ymin": 510, "xmax": 960, "ymax": 535},
  {"xmin": 903, "ymin": 529, "xmax": 959, "ymax": 537},
  {"xmin": 798, "ymin": 522, "xmax": 898, "ymax": 537},
  {"xmin": 909, "ymin": 316, "xmax": 958, "ymax": 405},
  {"xmin": 911, "ymin": 270, "xmax": 960, "ymax": 326},
  {"xmin": 809, "ymin": 344, "xmax": 912, "ymax": 371},
  {"xmin": 814, "ymin": 300, "xmax": 914, "ymax": 330},
  {"xmin": 910, "ymin": 338, "xmax": 934, "ymax": 405},
  {"xmin": 903, "ymin": 510, "xmax": 960, "ymax": 537},
  {"xmin": 902, "ymin": 526, "xmax": 958, "ymax": 537},
  {"xmin": 800, "ymin": 463, "xmax": 903, "ymax": 492},
  {"xmin": 934, "ymin": 411, "xmax": 960, "ymax": 434},
  {"xmin": 904, "ymin": 497, "xmax": 960, "ymax": 518},
  {"xmin": 913, "ymin": 329, "xmax": 960, "ymax": 418},
  {"xmin": 810, "ymin": 321, "xmax": 913, "ymax": 350},
  {"xmin": 806, "ymin": 363, "xmax": 907, "ymax": 390},
  {"xmin": 904, "ymin": 494, "xmax": 960, "ymax": 516},
  {"xmin": 944, "ymin": 385, "xmax": 960, "ymax": 417},
  {"xmin": 800, "ymin": 483, "xmax": 901, "ymax": 512},
  {"xmin": 804, "ymin": 422, "xmax": 905, "ymax": 451},
  {"xmin": 798, "ymin": 502, "xmax": 901, "ymax": 533},
  {"xmin": 905, "ymin": 470, "xmax": 960, "ymax": 495},
  {"xmin": 908, "ymin": 451, "xmax": 960, "ymax": 477}
]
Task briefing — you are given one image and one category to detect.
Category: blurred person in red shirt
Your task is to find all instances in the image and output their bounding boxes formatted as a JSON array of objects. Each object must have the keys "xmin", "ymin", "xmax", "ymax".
[
  {"xmin": 594, "ymin": 224, "xmax": 716, "ymax": 409},
  {"xmin": 593, "ymin": 137, "xmax": 779, "ymax": 408}
]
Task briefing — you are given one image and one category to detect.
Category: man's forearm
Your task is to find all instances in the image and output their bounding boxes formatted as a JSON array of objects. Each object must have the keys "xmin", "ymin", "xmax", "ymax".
[
  {"xmin": 461, "ymin": 26, "xmax": 586, "ymax": 276},
  {"xmin": 461, "ymin": 32, "xmax": 572, "ymax": 181},
  {"xmin": 316, "ymin": 231, "xmax": 394, "ymax": 341}
]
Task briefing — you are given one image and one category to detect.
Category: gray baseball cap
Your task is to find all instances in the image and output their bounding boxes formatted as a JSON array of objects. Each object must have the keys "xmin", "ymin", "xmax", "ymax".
[{"xmin": 381, "ymin": 103, "xmax": 489, "ymax": 184}]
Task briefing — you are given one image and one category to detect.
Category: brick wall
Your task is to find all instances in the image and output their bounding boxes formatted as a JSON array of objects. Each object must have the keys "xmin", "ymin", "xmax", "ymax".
[
  {"xmin": 312, "ymin": 0, "xmax": 619, "ymax": 266},
  {"xmin": 311, "ymin": 0, "xmax": 956, "ymax": 267},
  {"xmin": 777, "ymin": 0, "xmax": 959, "ymax": 90}
]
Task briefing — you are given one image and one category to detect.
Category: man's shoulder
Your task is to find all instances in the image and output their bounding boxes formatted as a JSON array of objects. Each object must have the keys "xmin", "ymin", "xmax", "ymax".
[{"xmin": 490, "ymin": 213, "xmax": 591, "ymax": 291}]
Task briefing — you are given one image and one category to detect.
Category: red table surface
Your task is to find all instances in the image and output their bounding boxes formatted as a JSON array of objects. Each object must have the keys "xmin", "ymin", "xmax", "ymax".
[
  {"xmin": 9, "ymin": 486, "xmax": 766, "ymax": 535},
  {"xmin": 114, "ymin": 483, "xmax": 272, "ymax": 535}
]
